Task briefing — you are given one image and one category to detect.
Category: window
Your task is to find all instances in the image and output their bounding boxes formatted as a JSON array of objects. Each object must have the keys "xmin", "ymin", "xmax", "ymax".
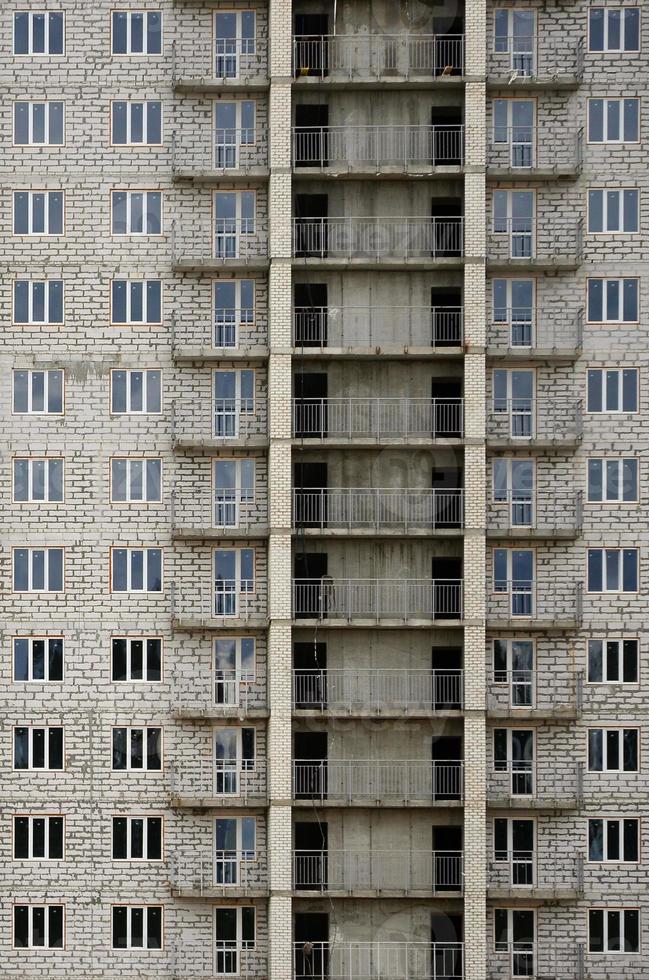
[
  {"xmin": 13, "ymin": 548, "xmax": 64, "ymax": 593},
  {"xmin": 588, "ymin": 818, "xmax": 639, "ymax": 862},
  {"xmin": 215, "ymin": 101, "xmax": 256, "ymax": 167},
  {"xmin": 214, "ymin": 191, "xmax": 255, "ymax": 258},
  {"xmin": 13, "ymin": 369, "xmax": 64, "ymax": 414},
  {"xmin": 111, "ymin": 548, "xmax": 162, "ymax": 593},
  {"xmin": 214, "ymin": 548, "xmax": 255, "ymax": 616},
  {"xmin": 215, "ymin": 817, "xmax": 257, "ymax": 884},
  {"xmin": 214, "ymin": 279, "xmax": 255, "ymax": 348},
  {"xmin": 214, "ymin": 11, "xmax": 256, "ymax": 78},
  {"xmin": 587, "ymin": 278, "xmax": 638, "ymax": 324},
  {"xmin": 111, "ymin": 280, "xmax": 162, "ymax": 324},
  {"xmin": 112, "ymin": 11, "xmax": 162, "ymax": 55},
  {"xmin": 587, "ymin": 368, "xmax": 638, "ymax": 412},
  {"xmin": 494, "ymin": 549, "xmax": 534, "ymax": 617},
  {"xmin": 112, "ymin": 101, "xmax": 162, "ymax": 145},
  {"xmin": 492, "ymin": 458, "xmax": 534, "ymax": 526},
  {"xmin": 112, "ymin": 637, "xmax": 162, "ymax": 682},
  {"xmin": 493, "ymin": 639, "xmax": 535, "ymax": 706},
  {"xmin": 111, "ymin": 459, "xmax": 162, "ymax": 503},
  {"xmin": 111, "ymin": 191, "xmax": 162, "ymax": 235},
  {"xmin": 588, "ymin": 189, "xmax": 639, "ymax": 233},
  {"xmin": 14, "ymin": 12, "xmax": 64, "ymax": 55},
  {"xmin": 494, "ymin": 908, "xmax": 535, "ymax": 977},
  {"xmin": 493, "ymin": 9, "xmax": 536, "ymax": 74},
  {"xmin": 491, "ymin": 279, "xmax": 535, "ymax": 347},
  {"xmin": 588, "ymin": 728, "xmax": 639, "ymax": 772},
  {"xmin": 13, "ymin": 191, "xmax": 64, "ymax": 235},
  {"xmin": 214, "ymin": 369, "xmax": 255, "ymax": 437},
  {"xmin": 589, "ymin": 7, "xmax": 640, "ymax": 52},
  {"xmin": 214, "ymin": 727, "xmax": 255, "ymax": 794},
  {"xmin": 588, "ymin": 639, "xmax": 639, "ymax": 684},
  {"xmin": 14, "ymin": 102, "xmax": 64, "ymax": 146},
  {"xmin": 587, "ymin": 458, "xmax": 638, "ymax": 502},
  {"xmin": 589, "ymin": 909, "xmax": 640, "ymax": 953},
  {"xmin": 14, "ymin": 816, "xmax": 64, "ymax": 860},
  {"xmin": 214, "ymin": 459, "xmax": 255, "ymax": 527},
  {"xmin": 493, "ymin": 190, "xmax": 534, "ymax": 257},
  {"xmin": 14, "ymin": 727, "xmax": 64, "ymax": 770},
  {"xmin": 493, "ymin": 369, "xmax": 534, "ymax": 438},
  {"xmin": 493, "ymin": 817, "xmax": 535, "ymax": 885},
  {"xmin": 494, "ymin": 728, "xmax": 534, "ymax": 795},
  {"xmin": 112, "ymin": 906, "xmax": 162, "ymax": 949},
  {"xmin": 492, "ymin": 100, "xmax": 534, "ymax": 167},
  {"xmin": 110, "ymin": 370, "xmax": 161, "ymax": 414},
  {"xmin": 215, "ymin": 906, "xmax": 256, "ymax": 974},
  {"xmin": 112, "ymin": 727, "xmax": 162, "ymax": 771},
  {"xmin": 13, "ymin": 905, "xmax": 64, "ymax": 949},
  {"xmin": 587, "ymin": 548, "xmax": 638, "ymax": 592},
  {"xmin": 13, "ymin": 637, "xmax": 64, "ymax": 682},
  {"xmin": 13, "ymin": 458, "xmax": 64, "ymax": 503},
  {"xmin": 214, "ymin": 637, "xmax": 256, "ymax": 704},
  {"xmin": 588, "ymin": 98, "xmax": 640, "ymax": 143},
  {"xmin": 13, "ymin": 280, "xmax": 64, "ymax": 325},
  {"xmin": 112, "ymin": 816, "xmax": 162, "ymax": 860}
]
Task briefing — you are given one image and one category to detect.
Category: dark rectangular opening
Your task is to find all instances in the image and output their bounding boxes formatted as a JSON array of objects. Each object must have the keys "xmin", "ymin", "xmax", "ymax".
[
  {"xmin": 431, "ymin": 913, "xmax": 463, "ymax": 975},
  {"xmin": 430, "ymin": 286, "xmax": 462, "ymax": 346},
  {"xmin": 295, "ymin": 194, "xmax": 329, "ymax": 257},
  {"xmin": 294, "ymin": 462, "xmax": 329, "ymax": 527},
  {"xmin": 293, "ymin": 641, "xmax": 328, "ymax": 708},
  {"xmin": 432, "ymin": 734, "xmax": 463, "ymax": 800},
  {"xmin": 295, "ymin": 821, "xmax": 328, "ymax": 890},
  {"xmin": 432, "ymin": 15, "xmax": 464, "ymax": 77},
  {"xmin": 431, "ymin": 556, "xmax": 462, "ymax": 620},
  {"xmin": 431, "ymin": 378, "xmax": 463, "ymax": 439},
  {"xmin": 433, "ymin": 825, "xmax": 463, "ymax": 891},
  {"xmin": 431, "ymin": 197, "xmax": 463, "ymax": 257},
  {"xmin": 294, "ymin": 731, "xmax": 328, "ymax": 799},
  {"xmin": 294, "ymin": 372, "xmax": 328, "ymax": 438},
  {"xmin": 430, "ymin": 106, "xmax": 463, "ymax": 165},
  {"xmin": 432, "ymin": 645, "xmax": 463, "ymax": 709},
  {"xmin": 295, "ymin": 105, "xmax": 330, "ymax": 167},
  {"xmin": 294, "ymin": 552, "xmax": 328, "ymax": 619},
  {"xmin": 294, "ymin": 15, "xmax": 330, "ymax": 77},
  {"xmin": 294, "ymin": 283, "xmax": 328, "ymax": 347},
  {"xmin": 295, "ymin": 912, "xmax": 330, "ymax": 979},
  {"xmin": 432, "ymin": 465, "xmax": 463, "ymax": 527}
]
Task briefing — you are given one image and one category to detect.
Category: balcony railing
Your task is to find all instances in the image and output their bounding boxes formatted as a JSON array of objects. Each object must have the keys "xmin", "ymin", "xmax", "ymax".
[
  {"xmin": 171, "ymin": 488, "xmax": 267, "ymax": 534},
  {"xmin": 293, "ymin": 305, "xmax": 463, "ymax": 350},
  {"xmin": 174, "ymin": 665, "xmax": 267, "ymax": 716},
  {"xmin": 487, "ymin": 762, "xmax": 583, "ymax": 806},
  {"xmin": 487, "ymin": 36, "xmax": 584, "ymax": 81},
  {"xmin": 488, "ymin": 943, "xmax": 585, "ymax": 980},
  {"xmin": 172, "ymin": 130, "xmax": 268, "ymax": 174},
  {"xmin": 487, "ymin": 670, "xmax": 583, "ymax": 716},
  {"xmin": 293, "ymin": 33, "xmax": 464, "ymax": 80},
  {"xmin": 488, "ymin": 307, "xmax": 583, "ymax": 353},
  {"xmin": 487, "ymin": 491, "xmax": 583, "ymax": 535},
  {"xmin": 293, "ymin": 578, "xmax": 463, "ymax": 622},
  {"xmin": 487, "ymin": 397, "xmax": 582, "ymax": 443},
  {"xmin": 488, "ymin": 126, "xmax": 583, "ymax": 172},
  {"xmin": 171, "ymin": 582, "xmax": 267, "ymax": 625},
  {"xmin": 294, "ymin": 942, "xmax": 464, "ymax": 980},
  {"xmin": 293, "ymin": 125, "xmax": 464, "ymax": 170},
  {"xmin": 293, "ymin": 669, "xmax": 464, "ymax": 713},
  {"xmin": 169, "ymin": 759, "xmax": 267, "ymax": 804},
  {"xmin": 487, "ymin": 580, "xmax": 583, "ymax": 625},
  {"xmin": 488, "ymin": 217, "xmax": 583, "ymax": 265},
  {"xmin": 171, "ymin": 308, "xmax": 269, "ymax": 355},
  {"xmin": 293, "ymin": 488, "xmax": 464, "ymax": 531},
  {"xmin": 171, "ymin": 849, "xmax": 268, "ymax": 895},
  {"xmin": 292, "ymin": 398, "xmax": 464, "ymax": 440},
  {"xmin": 293, "ymin": 217, "xmax": 464, "ymax": 260},
  {"xmin": 171, "ymin": 397, "xmax": 267, "ymax": 445},
  {"xmin": 488, "ymin": 850, "xmax": 583, "ymax": 895},
  {"xmin": 293, "ymin": 849, "xmax": 463, "ymax": 893},
  {"xmin": 172, "ymin": 37, "xmax": 268, "ymax": 84},
  {"xmin": 171, "ymin": 945, "xmax": 264, "ymax": 980},
  {"xmin": 172, "ymin": 219, "xmax": 268, "ymax": 266},
  {"xmin": 293, "ymin": 760, "xmax": 464, "ymax": 803}
]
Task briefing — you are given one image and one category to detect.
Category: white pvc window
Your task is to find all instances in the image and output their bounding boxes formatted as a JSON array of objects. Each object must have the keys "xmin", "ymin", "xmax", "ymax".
[
  {"xmin": 111, "ymin": 637, "xmax": 162, "ymax": 682},
  {"xmin": 112, "ymin": 816, "xmax": 162, "ymax": 860},
  {"xmin": 111, "ymin": 548, "xmax": 162, "ymax": 592},
  {"xmin": 13, "ymin": 280, "xmax": 64, "ymax": 325},
  {"xmin": 13, "ymin": 12, "xmax": 65, "ymax": 55},
  {"xmin": 213, "ymin": 279, "xmax": 255, "ymax": 347},
  {"xmin": 588, "ymin": 188, "xmax": 639, "ymax": 233},
  {"xmin": 111, "ymin": 191, "xmax": 162, "ymax": 235},
  {"xmin": 588, "ymin": 728, "xmax": 639, "ymax": 771},
  {"xmin": 214, "ymin": 637, "xmax": 256, "ymax": 704},
  {"xmin": 214, "ymin": 459, "xmax": 255, "ymax": 527},
  {"xmin": 14, "ymin": 815, "xmax": 64, "ymax": 860},
  {"xmin": 587, "ymin": 638, "xmax": 638, "ymax": 684},
  {"xmin": 13, "ymin": 370, "xmax": 64, "ymax": 414},
  {"xmin": 111, "ymin": 280, "xmax": 162, "ymax": 324},
  {"xmin": 112, "ymin": 905, "xmax": 163, "ymax": 949},
  {"xmin": 112, "ymin": 727, "xmax": 162, "ymax": 771},
  {"xmin": 588, "ymin": 818, "xmax": 639, "ymax": 862},
  {"xmin": 13, "ymin": 727, "xmax": 64, "ymax": 770},
  {"xmin": 111, "ymin": 459, "xmax": 162, "ymax": 502},
  {"xmin": 13, "ymin": 905, "xmax": 64, "ymax": 949},
  {"xmin": 587, "ymin": 369, "xmax": 638, "ymax": 412},
  {"xmin": 13, "ymin": 548, "xmax": 63, "ymax": 592},
  {"xmin": 587, "ymin": 548, "xmax": 638, "ymax": 593},
  {"xmin": 110, "ymin": 370, "xmax": 161, "ymax": 414},
  {"xmin": 587, "ymin": 458, "xmax": 638, "ymax": 502},
  {"xmin": 589, "ymin": 7, "xmax": 640, "ymax": 52},
  {"xmin": 112, "ymin": 101, "xmax": 162, "ymax": 145},
  {"xmin": 214, "ymin": 11, "xmax": 256, "ymax": 79},
  {"xmin": 13, "ymin": 458, "xmax": 64, "ymax": 502},
  {"xmin": 13, "ymin": 637, "xmax": 64, "ymax": 682},
  {"xmin": 13, "ymin": 191, "xmax": 64, "ymax": 235},
  {"xmin": 14, "ymin": 102, "xmax": 64, "ymax": 145},
  {"xmin": 587, "ymin": 278, "xmax": 638, "ymax": 323},
  {"xmin": 112, "ymin": 11, "xmax": 162, "ymax": 55},
  {"xmin": 589, "ymin": 908, "xmax": 640, "ymax": 953},
  {"xmin": 588, "ymin": 99, "xmax": 640, "ymax": 143}
]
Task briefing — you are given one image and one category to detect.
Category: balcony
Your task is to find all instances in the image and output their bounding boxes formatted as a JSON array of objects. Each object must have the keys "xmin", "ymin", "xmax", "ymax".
[
  {"xmin": 487, "ymin": 762, "xmax": 583, "ymax": 810},
  {"xmin": 487, "ymin": 581, "xmax": 583, "ymax": 629},
  {"xmin": 171, "ymin": 583, "xmax": 268, "ymax": 630},
  {"xmin": 293, "ymin": 489, "xmax": 464, "ymax": 536},
  {"xmin": 172, "ymin": 130, "xmax": 269, "ymax": 180},
  {"xmin": 172, "ymin": 219, "xmax": 269, "ymax": 271},
  {"xmin": 487, "ymin": 126, "xmax": 583, "ymax": 179},
  {"xmin": 293, "ymin": 305, "xmax": 463, "ymax": 354},
  {"xmin": 487, "ymin": 670, "xmax": 583, "ymax": 721},
  {"xmin": 293, "ymin": 578, "xmax": 463, "ymax": 624},
  {"xmin": 292, "ymin": 398, "xmax": 464, "ymax": 444},
  {"xmin": 487, "ymin": 218, "xmax": 583, "ymax": 272},
  {"xmin": 293, "ymin": 760, "xmax": 463, "ymax": 805},
  {"xmin": 293, "ymin": 849, "xmax": 463, "ymax": 896},
  {"xmin": 170, "ymin": 849, "xmax": 268, "ymax": 898},
  {"xmin": 487, "ymin": 491, "xmax": 583, "ymax": 539},
  {"xmin": 486, "ymin": 397, "xmax": 582, "ymax": 449},
  {"xmin": 172, "ymin": 38, "xmax": 269, "ymax": 91},
  {"xmin": 172, "ymin": 397, "xmax": 268, "ymax": 451},
  {"xmin": 293, "ymin": 125, "xmax": 464, "ymax": 175},
  {"xmin": 487, "ymin": 307, "xmax": 583, "ymax": 360},
  {"xmin": 487, "ymin": 37, "xmax": 584, "ymax": 89},
  {"xmin": 293, "ymin": 33, "xmax": 464, "ymax": 84},
  {"xmin": 171, "ymin": 488, "xmax": 268, "ymax": 539},
  {"xmin": 173, "ymin": 665, "xmax": 268, "ymax": 720},
  {"xmin": 487, "ymin": 851, "xmax": 584, "ymax": 901},
  {"xmin": 293, "ymin": 668, "xmax": 463, "ymax": 716},
  {"xmin": 169, "ymin": 759, "xmax": 267, "ymax": 808},
  {"xmin": 293, "ymin": 217, "xmax": 464, "ymax": 266},
  {"xmin": 487, "ymin": 944, "xmax": 584, "ymax": 980},
  {"xmin": 171, "ymin": 309, "xmax": 269, "ymax": 362},
  {"xmin": 172, "ymin": 945, "xmax": 265, "ymax": 980}
]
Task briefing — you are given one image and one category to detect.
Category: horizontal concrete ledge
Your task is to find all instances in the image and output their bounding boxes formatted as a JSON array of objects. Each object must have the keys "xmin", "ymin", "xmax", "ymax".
[
  {"xmin": 173, "ymin": 438, "xmax": 270, "ymax": 453},
  {"xmin": 486, "ymin": 708, "xmax": 579, "ymax": 722},
  {"xmin": 172, "ymin": 167, "xmax": 270, "ymax": 183},
  {"xmin": 486, "ymin": 347, "xmax": 581, "ymax": 363},
  {"xmin": 291, "ymin": 618, "xmax": 466, "ymax": 630},
  {"xmin": 170, "ymin": 796, "xmax": 269, "ymax": 809},
  {"xmin": 293, "ymin": 166, "xmax": 465, "ymax": 181},
  {"xmin": 486, "ymin": 888, "xmax": 582, "ymax": 903},
  {"xmin": 290, "ymin": 799, "xmax": 464, "ymax": 809},
  {"xmin": 486, "ymin": 166, "xmax": 581, "ymax": 182},
  {"xmin": 292, "ymin": 888, "xmax": 463, "ymax": 900},
  {"xmin": 173, "ymin": 708, "xmax": 270, "ymax": 721},
  {"xmin": 173, "ymin": 346, "xmax": 269, "ymax": 363},
  {"xmin": 172, "ymin": 617, "xmax": 269, "ymax": 632},
  {"xmin": 292, "ymin": 345, "xmax": 464, "ymax": 360},
  {"xmin": 172, "ymin": 527, "xmax": 270, "ymax": 541},
  {"xmin": 174, "ymin": 79, "xmax": 270, "ymax": 94},
  {"xmin": 486, "ymin": 528, "xmax": 581, "ymax": 541},
  {"xmin": 291, "ymin": 437, "xmax": 465, "ymax": 449},
  {"xmin": 293, "ymin": 709, "xmax": 463, "ymax": 720},
  {"xmin": 486, "ymin": 440, "xmax": 581, "ymax": 453},
  {"xmin": 486, "ymin": 76, "xmax": 582, "ymax": 92},
  {"xmin": 171, "ymin": 887, "xmax": 269, "ymax": 900},
  {"xmin": 292, "ymin": 77, "xmax": 466, "ymax": 92},
  {"xmin": 487, "ymin": 798, "xmax": 581, "ymax": 812},
  {"xmin": 173, "ymin": 259, "xmax": 270, "ymax": 273},
  {"xmin": 291, "ymin": 527, "xmax": 465, "ymax": 539},
  {"xmin": 486, "ymin": 260, "xmax": 582, "ymax": 274}
]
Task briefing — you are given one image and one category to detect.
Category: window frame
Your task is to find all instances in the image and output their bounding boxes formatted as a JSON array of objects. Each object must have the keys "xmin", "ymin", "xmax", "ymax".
[
  {"xmin": 587, "ymin": 97, "xmax": 641, "ymax": 144},
  {"xmin": 586, "ymin": 547, "xmax": 639, "ymax": 594},
  {"xmin": 109, "ymin": 457, "xmax": 163, "ymax": 504},
  {"xmin": 213, "ymin": 277, "xmax": 256, "ymax": 348},
  {"xmin": 12, "ymin": 190, "xmax": 65, "ymax": 236},
  {"xmin": 12, "ymin": 279, "xmax": 64, "ymax": 326},
  {"xmin": 586, "ymin": 368, "xmax": 639, "ymax": 413},
  {"xmin": 12, "ymin": 547, "xmax": 64, "ymax": 593},
  {"xmin": 110, "ymin": 10, "xmax": 163, "ymax": 57},
  {"xmin": 111, "ymin": 904, "xmax": 164, "ymax": 950},
  {"xmin": 110, "ymin": 189, "xmax": 163, "ymax": 237},
  {"xmin": 12, "ymin": 369, "xmax": 65, "ymax": 415},
  {"xmin": 587, "ymin": 187, "xmax": 639, "ymax": 234},
  {"xmin": 111, "ymin": 815, "xmax": 164, "ymax": 862},
  {"xmin": 109, "ymin": 369, "xmax": 162, "ymax": 415},
  {"xmin": 110, "ymin": 100, "xmax": 163, "ymax": 147},
  {"xmin": 586, "ymin": 457, "xmax": 639, "ymax": 504},
  {"xmin": 111, "ymin": 636, "xmax": 163, "ymax": 683},
  {"xmin": 214, "ymin": 636, "xmax": 257, "ymax": 687},
  {"xmin": 13, "ymin": 903, "xmax": 65, "ymax": 950},
  {"xmin": 214, "ymin": 903, "xmax": 257, "ymax": 956},
  {"xmin": 13, "ymin": 814, "xmax": 65, "ymax": 861},
  {"xmin": 111, "ymin": 726, "xmax": 163, "ymax": 772},
  {"xmin": 12, "ymin": 636, "xmax": 64, "ymax": 683},
  {"xmin": 13, "ymin": 726, "xmax": 64, "ymax": 771},
  {"xmin": 109, "ymin": 547, "xmax": 163, "ymax": 594},
  {"xmin": 13, "ymin": 100, "xmax": 65, "ymax": 147},
  {"xmin": 110, "ymin": 279, "xmax": 163, "ymax": 326},
  {"xmin": 588, "ymin": 908, "xmax": 641, "ymax": 954},
  {"xmin": 587, "ymin": 727, "xmax": 639, "ymax": 772},
  {"xmin": 13, "ymin": 457, "xmax": 64, "ymax": 503},
  {"xmin": 13, "ymin": 11, "xmax": 66, "ymax": 56},
  {"xmin": 588, "ymin": 7, "xmax": 641, "ymax": 53},
  {"xmin": 586, "ymin": 277, "xmax": 639, "ymax": 324},
  {"xmin": 587, "ymin": 638, "xmax": 639, "ymax": 685},
  {"xmin": 587, "ymin": 817, "xmax": 640, "ymax": 863}
]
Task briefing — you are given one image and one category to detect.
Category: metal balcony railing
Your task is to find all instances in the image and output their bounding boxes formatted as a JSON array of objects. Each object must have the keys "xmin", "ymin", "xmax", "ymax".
[
  {"xmin": 172, "ymin": 219, "xmax": 268, "ymax": 265},
  {"xmin": 487, "ymin": 670, "xmax": 583, "ymax": 715},
  {"xmin": 171, "ymin": 582, "xmax": 267, "ymax": 625},
  {"xmin": 293, "ymin": 669, "xmax": 464, "ymax": 713},
  {"xmin": 172, "ymin": 130, "xmax": 268, "ymax": 174},
  {"xmin": 293, "ymin": 125, "xmax": 464, "ymax": 170},
  {"xmin": 293, "ymin": 33, "xmax": 464, "ymax": 79},
  {"xmin": 171, "ymin": 396, "xmax": 267, "ymax": 444},
  {"xmin": 292, "ymin": 398, "xmax": 464, "ymax": 440},
  {"xmin": 487, "ymin": 397, "xmax": 582, "ymax": 443},
  {"xmin": 487, "ymin": 491, "xmax": 583, "ymax": 535},
  {"xmin": 171, "ymin": 849, "xmax": 268, "ymax": 894},
  {"xmin": 171, "ymin": 308, "xmax": 268, "ymax": 354},
  {"xmin": 294, "ymin": 941, "xmax": 465, "ymax": 980},
  {"xmin": 293, "ymin": 488, "xmax": 464, "ymax": 531},
  {"xmin": 293, "ymin": 305, "xmax": 463, "ymax": 349},
  {"xmin": 171, "ymin": 487, "xmax": 266, "ymax": 534},
  {"xmin": 172, "ymin": 37, "xmax": 268, "ymax": 84},
  {"xmin": 293, "ymin": 578, "xmax": 463, "ymax": 621},
  {"xmin": 293, "ymin": 849, "xmax": 463, "ymax": 893},
  {"xmin": 487, "ymin": 580, "xmax": 583, "ymax": 624},
  {"xmin": 293, "ymin": 217, "xmax": 464, "ymax": 260},
  {"xmin": 174, "ymin": 666, "xmax": 267, "ymax": 716},
  {"xmin": 488, "ymin": 943, "xmax": 585, "ymax": 980},
  {"xmin": 488, "ymin": 217, "xmax": 583, "ymax": 264},
  {"xmin": 488, "ymin": 126, "xmax": 583, "ymax": 172},
  {"xmin": 171, "ymin": 944, "xmax": 264, "ymax": 980},
  {"xmin": 488, "ymin": 850, "xmax": 584, "ymax": 894},
  {"xmin": 488, "ymin": 307, "xmax": 583, "ymax": 353},
  {"xmin": 488, "ymin": 36, "xmax": 584, "ymax": 81},
  {"xmin": 487, "ymin": 762, "xmax": 584, "ymax": 806},
  {"xmin": 293, "ymin": 760, "xmax": 464, "ymax": 803},
  {"xmin": 169, "ymin": 759, "xmax": 267, "ymax": 803}
]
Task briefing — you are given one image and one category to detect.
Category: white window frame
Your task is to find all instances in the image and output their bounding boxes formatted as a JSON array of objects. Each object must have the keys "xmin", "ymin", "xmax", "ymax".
[
  {"xmin": 587, "ymin": 368, "xmax": 638, "ymax": 413},
  {"xmin": 587, "ymin": 458, "xmax": 638, "ymax": 503},
  {"xmin": 493, "ymin": 8, "xmax": 537, "ymax": 74},
  {"xmin": 111, "ymin": 905, "xmax": 164, "ymax": 949},
  {"xmin": 587, "ymin": 547, "xmax": 638, "ymax": 594},
  {"xmin": 214, "ymin": 904, "xmax": 256, "ymax": 974},
  {"xmin": 214, "ymin": 190, "xmax": 256, "ymax": 259},
  {"xmin": 587, "ymin": 638, "xmax": 639, "ymax": 685},
  {"xmin": 492, "ymin": 638, "xmax": 535, "ymax": 706},
  {"xmin": 110, "ymin": 458, "xmax": 162, "ymax": 503},
  {"xmin": 110, "ymin": 369, "xmax": 162, "ymax": 414},
  {"xmin": 214, "ymin": 547, "xmax": 255, "ymax": 617},
  {"xmin": 12, "ymin": 369, "xmax": 64, "ymax": 415},
  {"xmin": 588, "ymin": 7, "xmax": 641, "ymax": 53},
  {"xmin": 587, "ymin": 98, "xmax": 640, "ymax": 144},
  {"xmin": 110, "ymin": 547, "xmax": 163, "ymax": 593},
  {"xmin": 588, "ymin": 908, "xmax": 640, "ymax": 954},
  {"xmin": 214, "ymin": 10, "xmax": 257, "ymax": 80},
  {"xmin": 492, "ymin": 189, "xmax": 536, "ymax": 257},
  {"xmin": 492, "ymin": 457, "xmax": 535, "ymax": 526},
  {"xmin": 492, "ymin": 817, "xmax": 536, "ymax": 887},
  {"xmin": 13, "ymin": 11, "xmax": 65, "ymax": 56},
  {"xmin": 112, "ymin": 815, "xmax": 163, "ymax": 861},
  {"xmin": 12, "ymin": 547, "xmax": 64, "ymax": 593},
  {"xmin": 213, "ymin": 278, "xmax": 256, "ymax": 348},
  {"xmin": 13, "ymin": 457, "xmax": 64, "ymax": 503},
  {"xmin": 13, "ymin": 815, "xmax": 64, "ymax": 861},
  {"xmin": 13, "ymin": 726, "xmax": 64, "ymax": 771},
  {"xmin": 214, "ymin": 636, "xmax": 256, "ymax": 705},
  {"xmin": 213, "ymin": 459, "xmax": 256, "ymax": 528},
  {"xmin": 586, "ymin": 277, "xmax": 639, "ymax": 324},
  {"xmin": 214, "ymin": 100, "xmax": 256, "ymax": 168},
  {"xmin": 13, "ymin": 101, "xmax": 65, "ymax": 146},
  {"xmin": 111, "ymin": 100, "xmax": 163, "ymax": 146},
  {"xmin": 111, "ymin": 10, "xmax": 163, "ymax": 56},
  {"xmin": 13, "ymin": 190, "xmax": 65, "ymax": 236},
  {"xmin": 112, "ymin": 726, "xmax": 163, "ymax": 772},
  {"xmin": 493, "ymin": 906, "xmax": 536, "ymax": 977},
  {"xmin": 13, "ymin": 279, "xmax": 64, "ymax": 325},
  {"xmin": 213, "ymin": 369, "xmax": 255, "ymax": 438},
  {"xmin": 587, "ymin": 188, "xmax": 639, "ymax": 234},
  {"xmin": 110, "ymin": 279, "xmax": 162, "ymax": 325},
  {"xmin": 13, "ymin": 636, "xmax": 64, "ymax": 683},
  {"xmin": 13, "ymin": 904, "xmax": 65, "ymax": 950},
  {"xmin": 111, "ymin": 636, "xmax": 163, "ymax": 683},
  {"xmin": 110, "ymin": 190, "xmax": 163, "ymax": 236},
  {"xmin": 213, "ymin": 726, "xmax": 256, "ymax": 796},
  {"xmin": 587, "ymin": 817, "xmax": 640, "ymax": 863},
  {"xmin": 493, "ymin": 726, "xmax": 535, "ymax": 796},
  {"xmin": 587, "ymin": 727, "xmax": 639, "ymax": 772}
]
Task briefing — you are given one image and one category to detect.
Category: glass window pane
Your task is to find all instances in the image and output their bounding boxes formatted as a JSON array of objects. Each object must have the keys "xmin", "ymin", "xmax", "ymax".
[
  {"xmin": 588, "ymin": 729, "xmax": 603, "ymax": 770},
  {"xmin": 112, "ymin": 192, "xmax": 127, "ymax": 234},
  {"xmin": 624, "ymin": 8, "xmax": 639, "ymax": 50},
  {"xmin": 113, "ymin": 549, "xmax": 128, "ymax": 591},
  {"xmin": 131, "ymin": 13, "xmax": 144, "ymax": 53},
  {"xmin": 146, "ymin": 459, "xmax": 162, "ymax": 501},
  {"xmin": 49, "ymin": 281, "xmax": 63, "ymax": 323},
  {"xmin": 623, "ymin": 189, "xmax": 638, "ymax": 232},
  {"xmin": 112, "ymin": 639, "xmax": 128, "ymax": 681},
  {"xmin": 588, "ymin": 459, "xmax": 603, "ymax": 501},
  {"xmin": 113, "ymin": 906, "xmax": 127, "ymax": 948},
  {"xmin": 14, "ymin": 13, "xmax": 29, "ymax": 54},
  {"xmin": 14, "ymin": 638, "xmax": 29, "ymax": 680},
  {"xmin": 49, "ymin": 14, "xmax": 64, "ymax": 55},
  {"xmin": 589, "ymin": 8, "xmax": 605, "ymax": 50},
  {"xmin": 130, "ymin": 102, "xmax": 144, "ymax": 143},
  {"xmin": 622, "ymin": 370, "xmax": 637, "ymax": 411},
  {"xmin": 588, "ymin": 191, "xmax": 603, "ymax": 233},
  {"xmin": 147, "ymin": 12, "xmax": 162, "ymax": 54},
  {"xmin": 589, "ymin": 909, "xmax": 604, "ymax": 952},
  {"xmin": 113, "ymin": 102, "xmax": 127, "ymax": 143},
  {"xmin": 588, "ymin": 100, "xmax": 603, "ymax": 142},
  {"xmin": 146, "ymin": 371, "xmax": 161, "ymax": 412},
  {"xmin": 148, "ymin": 102, "xmax": 162, "ymax": 143},
  {"xmin": 49, "ymin": 639, "xmax": 63, "ymax": 681},
  {"xmin": 147, "ymin": 639, "xmax": 162, "ymax": 681},
  {"xmin": 48, "ymin": 459, "xmax": 63, "ymax": 501},
  {"xmin": 146, "ymin": 549, "xmax": 162, "ymax": 591},
  {"xmin": 588, "ymin": 549, "xmax": 603, "ymax": 592},
  {"xmin": 146, "ymin": 192, "xmax": 161, "ymax": 234},
  {"xmin": 146, "ymin": 281, "xmax": 161, "ymax": 322},
  {"xmin": 623, "ymin": 99, "xmax": 639, "ymax": 141}
]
